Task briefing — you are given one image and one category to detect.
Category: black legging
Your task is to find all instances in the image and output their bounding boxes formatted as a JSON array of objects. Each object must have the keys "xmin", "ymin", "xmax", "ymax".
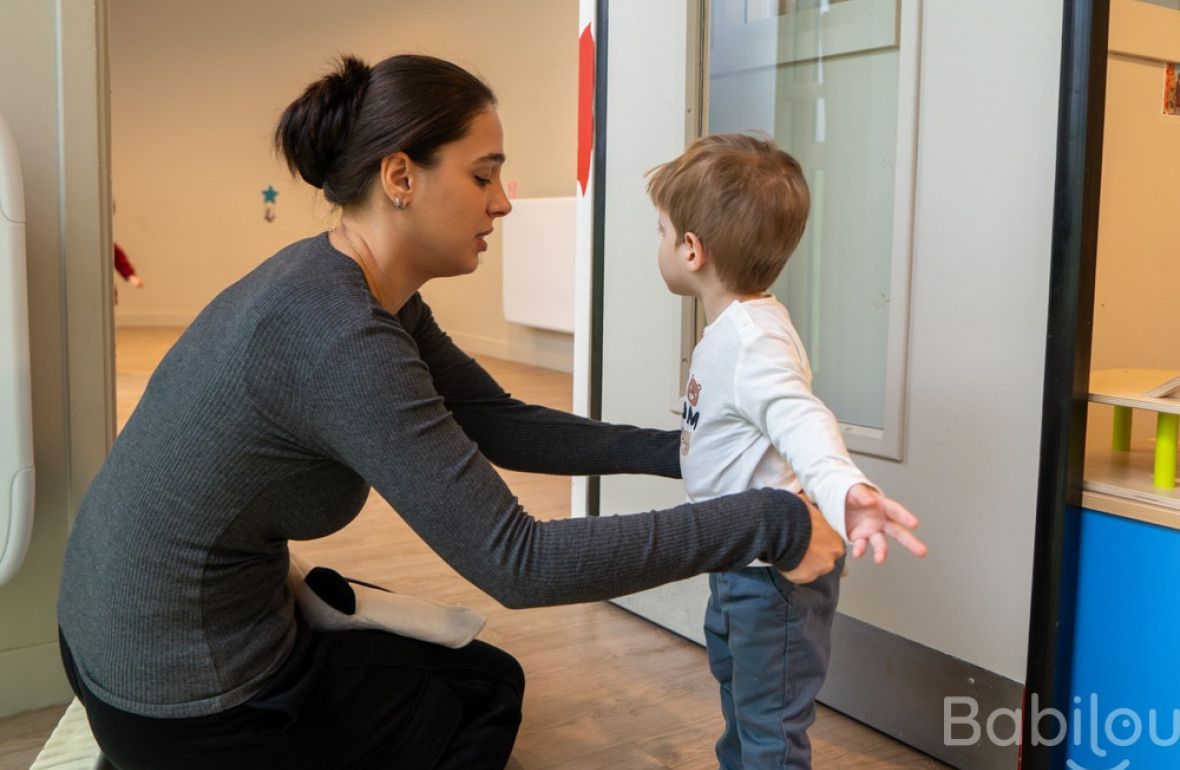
[{"xmin": 60, "ymin": 622, "xmax": 524, "ymax": 769}]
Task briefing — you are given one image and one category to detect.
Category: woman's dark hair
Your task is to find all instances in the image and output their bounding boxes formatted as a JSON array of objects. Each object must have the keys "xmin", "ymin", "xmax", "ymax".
[{"xmin": 275, "ymin": 54, "xmax": 497, "ymax": 205}]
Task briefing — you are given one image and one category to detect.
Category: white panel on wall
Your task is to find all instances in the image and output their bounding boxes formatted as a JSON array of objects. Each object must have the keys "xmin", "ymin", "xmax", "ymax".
[
  {"xmin": 0, "ymin": 112, "xmax": 35, "ymax": 587},
  {"xmin": 501, "ymin": 197, "xmax": 576, "ymax": 333},
  {"xmin": 596, "ymin": 0, "xmax": 706, "ymax": 641}
]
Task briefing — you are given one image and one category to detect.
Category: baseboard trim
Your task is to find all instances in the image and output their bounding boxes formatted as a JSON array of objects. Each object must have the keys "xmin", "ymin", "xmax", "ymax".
[
  {"xmin": 448, "ymin": 330, "xmax": 573, "ymax": 373},
  {"xmin": 114, "ymin": 310, "xmax": 195, "ymax": 327},
  {"xmin": 0, "ymin": 640, "xmax": 73, "ymax": 718},
  {"xmin": 821, "ymin": 613, "xmax": 1022, "ymax": 769}
]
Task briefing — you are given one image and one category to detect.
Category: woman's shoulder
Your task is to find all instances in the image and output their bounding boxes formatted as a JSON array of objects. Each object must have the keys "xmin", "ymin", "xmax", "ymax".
[
  {"xmin": 243, "ymin": 234, "xmax": 387, "ymax": 331},
  {"xmin": 211, "ymin": 234, "xmax": 448, "ymax": 372},
  {"xmin": 263, "ymin": 233, "xmax": 364, "ymax": 300},
  {"xmin": 176, "ymin": 234, "xmax": 398, "ymax": 373}
]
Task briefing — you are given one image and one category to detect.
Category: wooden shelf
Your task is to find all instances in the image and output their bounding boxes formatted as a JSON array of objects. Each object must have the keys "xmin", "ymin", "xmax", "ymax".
[
  {"xmin": 1083, "ymin": 443, "xmax": 1180, "ymax": 528},
  {"xmin": 1089, "ymin": 368, "xmax": 1180, "ymax": 413}
]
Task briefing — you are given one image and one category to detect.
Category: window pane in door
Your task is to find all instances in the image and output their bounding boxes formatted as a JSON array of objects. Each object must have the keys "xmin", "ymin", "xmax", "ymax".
[{"xmin": 707, "ymin": 0, "xmax": 901, "ymax": 430}]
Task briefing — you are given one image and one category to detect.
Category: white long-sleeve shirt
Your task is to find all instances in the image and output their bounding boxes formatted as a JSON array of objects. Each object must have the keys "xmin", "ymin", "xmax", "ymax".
[{"xmin": 679, "ymin": 297, "xmax": 872, "ymax": 564}]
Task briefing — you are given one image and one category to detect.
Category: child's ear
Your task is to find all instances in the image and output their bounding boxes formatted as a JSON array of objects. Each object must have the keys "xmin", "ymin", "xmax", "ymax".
[{"xmin": 683, "ymin": 231, "xmax": 709, "ymax": 273}]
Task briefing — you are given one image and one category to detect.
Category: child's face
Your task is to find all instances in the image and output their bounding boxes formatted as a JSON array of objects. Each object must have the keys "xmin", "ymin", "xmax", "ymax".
[{"xmin": 656, "ymin": 210, "xmax": 694, "ymax": 296}]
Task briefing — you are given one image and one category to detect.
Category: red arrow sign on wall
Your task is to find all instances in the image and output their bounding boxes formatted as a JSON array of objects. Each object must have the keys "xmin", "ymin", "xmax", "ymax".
[{"xmin": 577, "ymin": 23, "xmax": 595, "ymax": 196}]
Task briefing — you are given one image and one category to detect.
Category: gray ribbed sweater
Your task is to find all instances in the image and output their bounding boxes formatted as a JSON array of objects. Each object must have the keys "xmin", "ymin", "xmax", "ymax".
[{"xmin": 57, "ymin": 233, "xmax": 811, "ymax": 718}]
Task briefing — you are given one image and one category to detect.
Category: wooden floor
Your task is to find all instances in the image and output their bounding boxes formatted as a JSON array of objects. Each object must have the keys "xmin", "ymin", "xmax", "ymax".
[{"xmin": 0, "ymin": 327, "xmax": 950, "ymax": 769}]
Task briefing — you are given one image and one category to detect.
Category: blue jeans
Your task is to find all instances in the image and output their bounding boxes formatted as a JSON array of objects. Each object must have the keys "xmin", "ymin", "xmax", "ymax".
[{"xmin": 705, "ymin": 561, "xmax": 843, "ymax": 770}]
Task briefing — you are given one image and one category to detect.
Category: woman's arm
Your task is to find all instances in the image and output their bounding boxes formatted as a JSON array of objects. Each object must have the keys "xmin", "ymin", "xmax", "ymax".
[
  {"xmin": 296, "ymin": 316, "xmax": 811, "ymax": 609},
  {"xmin": 402, "ymin": 294, "xmax": 680, "ymax": 479}
]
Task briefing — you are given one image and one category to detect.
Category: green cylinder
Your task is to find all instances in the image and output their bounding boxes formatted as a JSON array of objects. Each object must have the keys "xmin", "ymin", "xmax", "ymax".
[
  {"xmin": 1155, "ymin": 413, "xmax": 1178, "ymax": 489},
  {"xmin": 1112, "ymin": 406, "xmax": 1132, "ymax": 452}
]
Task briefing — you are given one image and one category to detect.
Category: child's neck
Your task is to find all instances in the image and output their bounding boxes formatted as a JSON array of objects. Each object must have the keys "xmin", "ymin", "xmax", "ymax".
[{"xmin": 698, "ymin": 282, "xmax": 766, "ymax": 326}]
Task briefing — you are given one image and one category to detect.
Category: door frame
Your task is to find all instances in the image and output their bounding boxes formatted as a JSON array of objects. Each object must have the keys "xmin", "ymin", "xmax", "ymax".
[{"xmin": 1021, "ymin": 0, "xmax": 1109, "ymax": 767}]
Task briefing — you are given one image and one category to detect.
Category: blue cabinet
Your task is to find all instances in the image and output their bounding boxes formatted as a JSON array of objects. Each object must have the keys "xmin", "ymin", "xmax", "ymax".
[{"xmin": 1066, "ymin": 507, "xmax": 1180, "ymax": 769}]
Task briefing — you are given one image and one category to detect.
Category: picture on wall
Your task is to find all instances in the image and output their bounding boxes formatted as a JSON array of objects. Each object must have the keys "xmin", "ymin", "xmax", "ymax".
[{"xmin": 1165, "ymin": 62, "xmax": 1180, "ymax": 116}]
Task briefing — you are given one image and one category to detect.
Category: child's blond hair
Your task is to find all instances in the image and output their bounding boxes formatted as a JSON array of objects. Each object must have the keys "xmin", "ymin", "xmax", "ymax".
[{"xmin": 647, "ymin": 133, "xmax": 809, "ymax": 294}]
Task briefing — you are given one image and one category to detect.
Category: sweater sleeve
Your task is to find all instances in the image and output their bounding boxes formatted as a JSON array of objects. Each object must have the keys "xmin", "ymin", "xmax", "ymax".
[
  {"xmin": 296, "ymin": 315, "xmax": 812, "ymax": 609},
  {"xmin": 401, "ymin": 294, "xmax": 680, "ymax": 479},
  {"xmin": 733, "ymin": 329, "xmax": 873, "ymax": 542}
]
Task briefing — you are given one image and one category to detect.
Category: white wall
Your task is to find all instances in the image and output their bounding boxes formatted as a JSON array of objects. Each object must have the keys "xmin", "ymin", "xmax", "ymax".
[
  {"xmin": 0, "ymin": 0, "xmax": 112, "ymax": 716},
  {"xmin": 109, "ymin": 0, "xmax": 577, "ymax": 371},
  {"xmin": 596, "ymin": 0, "xmax": 1063, "ymax": 683}
]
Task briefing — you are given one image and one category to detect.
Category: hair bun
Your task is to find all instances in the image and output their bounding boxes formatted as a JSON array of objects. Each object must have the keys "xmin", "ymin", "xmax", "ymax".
[
  {"xmin": 274, "ymin": 55, "xmax": 372, "ymax": 191},
  {"xmin": 333, "ymin": 55, "xmax": 372, "ymax": 108},
  {"xmin": 276, "ymin": 53, "xmax": 496, "ymax": 206}
]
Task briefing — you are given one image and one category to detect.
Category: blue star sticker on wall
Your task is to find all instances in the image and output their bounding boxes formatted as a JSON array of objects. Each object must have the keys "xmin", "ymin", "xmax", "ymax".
[{"xmin": 262, "ymin": 185, "xmax": 279, "ymax": 204}]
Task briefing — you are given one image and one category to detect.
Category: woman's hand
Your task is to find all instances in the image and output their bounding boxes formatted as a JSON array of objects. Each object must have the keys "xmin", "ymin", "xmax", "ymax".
[{"xmin": 781, "ymin": 493, "xmax": 845, "ymax": 584}]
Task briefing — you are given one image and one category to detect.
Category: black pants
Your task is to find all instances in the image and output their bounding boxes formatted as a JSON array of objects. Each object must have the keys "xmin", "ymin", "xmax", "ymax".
[{"xmin": 60, "ymin": 624, "xmax": 524, "ymax": 770}]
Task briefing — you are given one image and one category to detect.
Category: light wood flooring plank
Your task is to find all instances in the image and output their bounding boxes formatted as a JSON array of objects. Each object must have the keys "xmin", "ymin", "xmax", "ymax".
[{"xmin": 0, "ymin": 704, "xmax": 68, "ymax": 770}]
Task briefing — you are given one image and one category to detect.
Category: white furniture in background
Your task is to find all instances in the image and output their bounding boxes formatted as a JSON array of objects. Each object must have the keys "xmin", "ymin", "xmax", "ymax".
[
  {"xmin": 0, "ymin": 111, "xmax": 35, "ymax": 587},
  {"xmin": 501, "ymin": 196, "xmax": 576, "ymax": 334}
]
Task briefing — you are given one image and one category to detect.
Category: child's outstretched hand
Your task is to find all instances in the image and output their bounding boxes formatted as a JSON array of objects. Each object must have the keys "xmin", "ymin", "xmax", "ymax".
[{"xmin": 845, "ymin": 484, "xmax": 928, "ymax": 564}]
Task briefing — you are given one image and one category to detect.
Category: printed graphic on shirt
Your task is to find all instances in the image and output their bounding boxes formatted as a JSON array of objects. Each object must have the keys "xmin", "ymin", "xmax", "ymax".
[{"xmin": 681, "ymin": 375, "xmax": 702, "ymax": 456}]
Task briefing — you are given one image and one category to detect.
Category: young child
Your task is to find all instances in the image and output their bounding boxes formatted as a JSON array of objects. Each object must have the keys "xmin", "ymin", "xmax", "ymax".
[
  {"xmin": 113, "ymin": 242, "xmax": 144, "ymax": 304},
  {"xmin": 647, "ymin": 133, "xmax": 927, "ymax": 770},
  {"xmin": 113, "ymin": 243, "xmax": 144, "ymax": 288}
]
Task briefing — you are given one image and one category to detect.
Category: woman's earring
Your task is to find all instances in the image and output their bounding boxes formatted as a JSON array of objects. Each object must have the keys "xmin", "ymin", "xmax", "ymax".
[{"xmin": 394, "ymin": 197, "xmax": 406, "ymax": 210}]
